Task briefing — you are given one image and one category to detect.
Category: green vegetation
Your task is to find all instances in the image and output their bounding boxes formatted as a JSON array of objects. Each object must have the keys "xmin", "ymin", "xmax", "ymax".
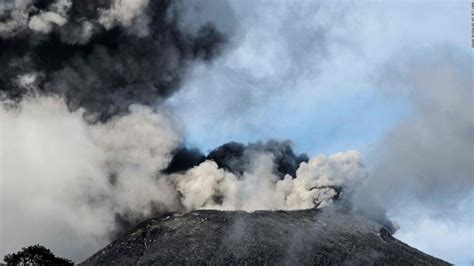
[{"xmin": 3, "ymin": 244, "xmax": 73, "ymax": 265}]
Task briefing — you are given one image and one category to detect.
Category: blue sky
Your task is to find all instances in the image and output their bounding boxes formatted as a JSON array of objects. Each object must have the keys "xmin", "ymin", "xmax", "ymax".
[
  {"xmin": 167, "ymin": 0, "xmax": 473, "ymax": 264},
  {"xmin": 169, "ymin": 0, "xmax": 470, "ymax": 155}
]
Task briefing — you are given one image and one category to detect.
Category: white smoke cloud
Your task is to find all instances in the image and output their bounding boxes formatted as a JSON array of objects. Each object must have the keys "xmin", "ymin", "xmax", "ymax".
[
  {"xmin": 174, "ymin": 160, "xmax": 239, "ymax": 210},
  {"xmin": 0, "ymin": 0, "xmax": 71, "ymax": 36},
  {"xmin": 98, "ymin": 0, "xmax": 150, "ymax": 37},
  {"xmin": 0, "ymin": 97, "xmax": 113, "ymax": 261},
  {"xmin": 28, "ymin": 0, "xmax": 71, "ymax": 33},
  {"xmin": 0, "ymin": 0, "xmax": 152, "ymax": 39},
  {"xmin": 28, "ymin": 11, "xmax": 66, "ymax": 33},
  {"xmin": 89, "ymin": 105, "xmax": 182, "ymax": 214},
  {"xmin": 173, "ymin": 150, "xmax": 366, "ymax": 212},
  {"xmin": 279, "ymin": 150, "xmax": 366, "ymax": 210},
  {"xmin": 0, "ymin": 97, "xmax": 181, "ymax": 261},
  {"xmin": 15, "ymin": 72, "xmax": 41, "ymax": 93}
]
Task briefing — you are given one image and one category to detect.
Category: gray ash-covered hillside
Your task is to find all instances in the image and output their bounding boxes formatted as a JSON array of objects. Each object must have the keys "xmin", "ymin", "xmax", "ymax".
[{"xmin": 82, "ymin": 207, "xmax": 450, "ymax": 265}]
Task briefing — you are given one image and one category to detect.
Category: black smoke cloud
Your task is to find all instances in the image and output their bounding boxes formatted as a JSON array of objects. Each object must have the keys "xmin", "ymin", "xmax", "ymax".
[
  {"xmin": 0, "ymin": 0, "xmax": 229, "ymax": 121},
  {"xmin": 162, "ymin": 146, "xmax": 206, "ymax": 174},
  {"xmin": 163, "ymin": 140, "xmax": 309, "ymax": 179},
  {"xmin": 207, "ymin": 140, "xmax": 309, "ymax": 178}
]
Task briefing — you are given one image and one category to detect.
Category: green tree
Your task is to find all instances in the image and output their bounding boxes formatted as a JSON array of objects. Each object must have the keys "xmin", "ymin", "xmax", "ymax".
[{"xmin": 3, "ymin": 244, "xmax": 73, "ymax": 265}]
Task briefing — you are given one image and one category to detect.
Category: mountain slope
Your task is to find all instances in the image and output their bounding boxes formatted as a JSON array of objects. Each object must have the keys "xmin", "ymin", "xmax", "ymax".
[{"xmin": 82, "ymin": 207, "xmax": 450, "ymax": 265}]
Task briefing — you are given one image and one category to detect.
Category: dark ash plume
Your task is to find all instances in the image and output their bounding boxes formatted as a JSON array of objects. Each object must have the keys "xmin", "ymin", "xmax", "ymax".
[
  {"xmin": 165, "ymin": 140, "xmax": 309, "ymax": 179},
  {"xmin": 162, "ymin": 147, "xmax": 206, "ymax": 174},
  {"xmin": 0, "ymin": 0, "xmax": 230, "ymax": 121},
  {"xmin": 207, "ymin": 140, "xmax": 309, "ymax": 178}
]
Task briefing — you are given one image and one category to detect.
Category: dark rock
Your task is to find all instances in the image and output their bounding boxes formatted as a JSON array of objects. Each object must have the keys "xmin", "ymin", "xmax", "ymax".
[{"xmin": 82, "ymin": 207, "xmax": 450, "ymax": 265}]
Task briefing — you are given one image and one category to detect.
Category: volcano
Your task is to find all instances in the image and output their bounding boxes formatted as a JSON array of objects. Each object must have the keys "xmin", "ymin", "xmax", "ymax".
[{"xmin": 81, "ymin": 207, "xmax": 449, "ymax": 265}]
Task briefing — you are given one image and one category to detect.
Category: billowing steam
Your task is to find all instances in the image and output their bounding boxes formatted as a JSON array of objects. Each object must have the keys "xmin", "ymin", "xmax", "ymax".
[{"xmin": 171, "ymin": 148, "xmax": 365, "ymax": 212}]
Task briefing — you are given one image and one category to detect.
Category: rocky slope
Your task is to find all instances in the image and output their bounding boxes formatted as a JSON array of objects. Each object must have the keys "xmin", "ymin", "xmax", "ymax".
[{"xmin": 82, "ymin": 207, "xmax": 450, "ymax": 265}]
